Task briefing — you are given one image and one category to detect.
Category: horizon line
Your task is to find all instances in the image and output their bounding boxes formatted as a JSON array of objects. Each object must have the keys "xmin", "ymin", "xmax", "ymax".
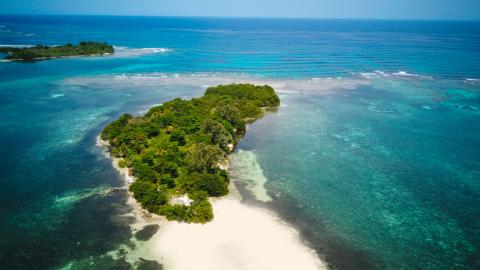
[{"xmin": 0, "ymin": 13, "xmax": 479, "ymax": 22}]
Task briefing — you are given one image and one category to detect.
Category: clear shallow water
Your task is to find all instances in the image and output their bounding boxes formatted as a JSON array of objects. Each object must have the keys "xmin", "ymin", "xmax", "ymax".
[
  {"xmin": 234, "ymin": 76, "xmax": 480, "ymax": 269},
  {"xmin": 0, "ymin": 16, "xmax": 479, "ymax": 269}
]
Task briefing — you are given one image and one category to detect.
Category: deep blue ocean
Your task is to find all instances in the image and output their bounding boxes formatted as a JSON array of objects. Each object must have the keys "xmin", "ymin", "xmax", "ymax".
[{"xmin": 0, "ymin": 15, "xmax": 479, "ymax": 270}]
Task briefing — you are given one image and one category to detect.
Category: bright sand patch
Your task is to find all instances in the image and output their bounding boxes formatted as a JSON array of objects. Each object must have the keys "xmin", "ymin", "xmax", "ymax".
[
  {"xmin": 229, "ymin": 150, "xmax": 272, "ymax": 202},
  {"xmin": 145, "ymin": 197, "xmax": 327, "ymax": 270}
]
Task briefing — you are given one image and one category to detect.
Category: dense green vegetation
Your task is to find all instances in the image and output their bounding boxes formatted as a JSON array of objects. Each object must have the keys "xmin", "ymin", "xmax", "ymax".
[
  {"xmin": 0, "ymin": 41, "xmax": 114, "ymax": 61},
  {"xmin": 101, "ymin": 84, "xmax": 280, "ymax": 223}
]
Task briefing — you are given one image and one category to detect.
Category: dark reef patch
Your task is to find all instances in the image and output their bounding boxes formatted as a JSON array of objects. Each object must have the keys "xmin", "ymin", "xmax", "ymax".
[
  {"xmin": 136, "ymin": 258, "xmax": 163, "ymax": 270},
  {"xmin": 134, "ymin": 224, "xmax": 160, "ymax": 241}
]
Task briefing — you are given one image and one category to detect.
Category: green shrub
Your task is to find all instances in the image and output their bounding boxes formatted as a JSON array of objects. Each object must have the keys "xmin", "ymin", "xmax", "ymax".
[
  {"xmin": 129, "ymin": 181, "xmax": 167, "ymax": 212},
  {"xmin": 196, "ymin": 173, "xmax": 228, "ymax": 197},
  {"xmin": 118, "ymin": 159, "xmax": 128, "ymax": 168}
]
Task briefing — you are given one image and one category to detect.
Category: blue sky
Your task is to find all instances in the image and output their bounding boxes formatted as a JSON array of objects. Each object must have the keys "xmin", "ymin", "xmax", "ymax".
[{"xmin": 0, "ymin": 0, "xmax": 479, "ymax": 20}]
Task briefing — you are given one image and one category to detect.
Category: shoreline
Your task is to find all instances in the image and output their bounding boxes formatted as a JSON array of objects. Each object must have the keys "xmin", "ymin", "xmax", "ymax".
[
  {"xmin": 1, "ymin": 46, "xmax": 172, "ymax": 62},
  {"xmin": 2, "ymin": 52, "xmax": 113, "ymax": 62},
  {"xmin": 96, "ymin": 135, "xmax": 328, "ymax": 270}
]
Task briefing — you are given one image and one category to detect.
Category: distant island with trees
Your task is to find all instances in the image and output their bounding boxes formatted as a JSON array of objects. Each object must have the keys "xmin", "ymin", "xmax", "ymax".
[
  {"xmin": 0, "ymin": 41, "xmax": 114, "ymax": 61},
  {"xmin": 101, "ymin": 84, "xmax": 280, "ymax": 223}
]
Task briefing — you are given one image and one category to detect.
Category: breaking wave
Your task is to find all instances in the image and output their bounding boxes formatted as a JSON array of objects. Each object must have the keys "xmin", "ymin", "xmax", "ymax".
[{"xmin": 112, "ymin": 46, "xmax": 172, "ymax": 57}]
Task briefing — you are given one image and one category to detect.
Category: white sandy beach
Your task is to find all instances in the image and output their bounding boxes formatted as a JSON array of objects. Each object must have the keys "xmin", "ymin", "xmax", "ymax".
[
  {"xmin": 147, "ymin": 196, "xmax": 326, "ymax": 270},
  {"xmin": 98, "ymin": 129, "xmax": 327, "ymax": 270}
]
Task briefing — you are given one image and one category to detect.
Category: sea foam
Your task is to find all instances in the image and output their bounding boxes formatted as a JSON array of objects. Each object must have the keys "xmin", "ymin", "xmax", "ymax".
[{"xmin": 112, "ymin": 46, "xmax": 172, "ymax": 57}]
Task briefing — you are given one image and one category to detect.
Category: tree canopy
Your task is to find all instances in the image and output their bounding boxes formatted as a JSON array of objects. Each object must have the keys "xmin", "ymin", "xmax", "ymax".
[
  {"xmin": 0, "ymin": 41, "xmax": 114, "ymax": 61},
  {"xmin": 101, "ymin": 83, "xmax": 280, "ymax": 223}
]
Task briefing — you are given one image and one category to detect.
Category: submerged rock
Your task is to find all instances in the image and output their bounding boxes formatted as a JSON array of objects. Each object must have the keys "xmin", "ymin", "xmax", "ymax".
[
  {"xmin": 134, "ymin": 224, "xmax": 160, "ymax": 241},
  {"xmin": 136, "ymin": 258, "xmax": 163, "ymax": 270}
]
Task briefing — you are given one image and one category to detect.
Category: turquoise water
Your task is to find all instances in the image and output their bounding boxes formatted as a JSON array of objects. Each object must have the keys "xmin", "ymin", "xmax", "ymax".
[
  {"xmin": 0, "ymin": 16, "xmax": 479, "ymax": 269},
  {"xmin": 235, "ymin": 76, "xmax": 480, "ymax": 269}
]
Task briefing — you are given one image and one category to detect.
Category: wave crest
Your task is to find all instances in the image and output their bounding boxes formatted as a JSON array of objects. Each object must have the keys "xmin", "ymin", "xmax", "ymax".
[
  {"xmin": 357, "ymin": 70, "xmax": 433, "ymax": 80},
  {"xmin": 113, "ymin": 46, "xmax": 172, "ymax": 57}
]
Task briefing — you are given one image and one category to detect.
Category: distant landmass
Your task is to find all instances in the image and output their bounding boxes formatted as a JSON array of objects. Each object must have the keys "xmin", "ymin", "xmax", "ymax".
[{"xmin": 0, "ymin": 41, "xmax": 114, "ymax": 61}]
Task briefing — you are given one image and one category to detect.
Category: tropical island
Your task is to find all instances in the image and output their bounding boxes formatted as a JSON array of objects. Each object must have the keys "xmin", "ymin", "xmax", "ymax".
[
  {"xmin": 0, "ymin": 41, "xmax": 114, "ymax": 61},
  {"xmin": 101, "ymin": 84, "xmax": 280, "ymax": 223}
]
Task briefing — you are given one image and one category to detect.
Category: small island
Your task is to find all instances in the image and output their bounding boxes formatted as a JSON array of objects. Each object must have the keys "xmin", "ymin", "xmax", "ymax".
[
  {"xmin": 0, "ymin": 41, "xmax": 114, "ymax": 61},
  {"xmin": 101, "ymin": 84, "xmax": 280, "ymax": 223}
]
